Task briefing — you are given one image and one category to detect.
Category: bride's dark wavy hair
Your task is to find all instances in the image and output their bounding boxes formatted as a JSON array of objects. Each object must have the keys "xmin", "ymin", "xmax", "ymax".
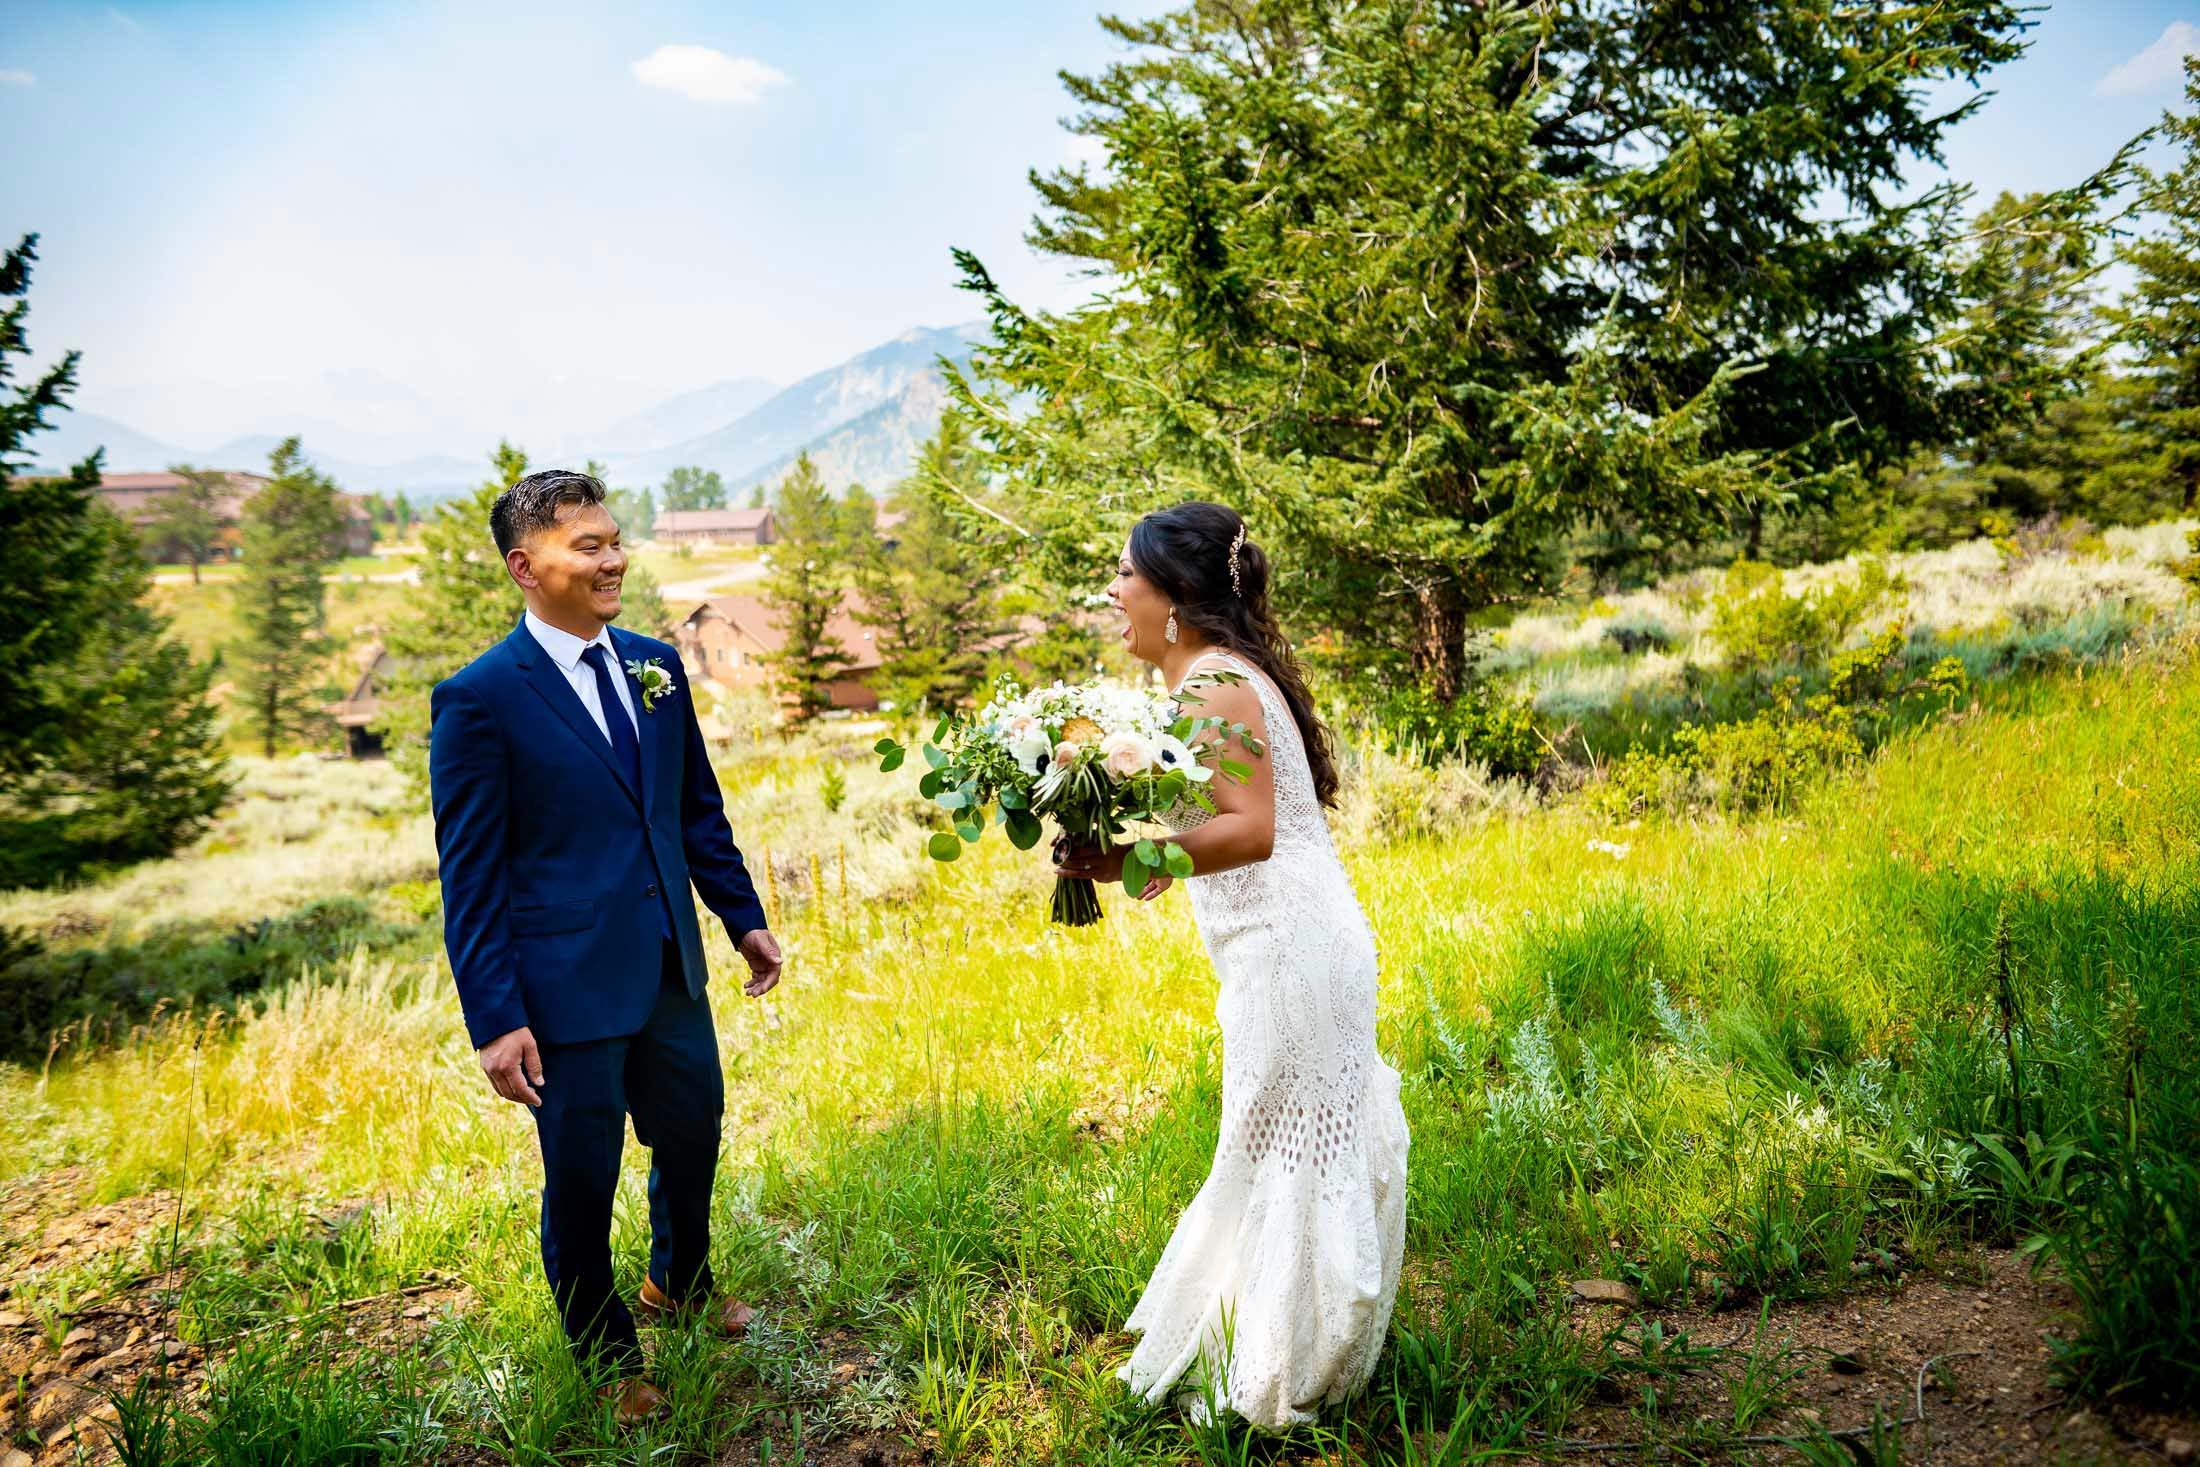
[{"xmin": 1129, "ymin": 501, "xmax": 1340, "ymax": 807}]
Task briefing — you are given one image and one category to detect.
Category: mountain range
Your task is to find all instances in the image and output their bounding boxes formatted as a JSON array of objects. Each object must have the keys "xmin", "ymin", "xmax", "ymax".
[{"xmin": 25, "ymin": 324, "xmax": 988, "ymax": 501}]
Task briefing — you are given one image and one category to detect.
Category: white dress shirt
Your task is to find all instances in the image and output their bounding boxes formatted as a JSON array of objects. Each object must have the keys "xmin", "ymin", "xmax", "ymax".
[{"xmin": 524, "ymin": 611, "xmax": 639, "ymax": 747}]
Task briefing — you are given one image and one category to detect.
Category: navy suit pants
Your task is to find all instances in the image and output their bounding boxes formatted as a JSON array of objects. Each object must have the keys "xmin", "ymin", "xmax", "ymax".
[{"xmin": 530, "ymin": 942, "xmax": 723, "ymax": 1372}]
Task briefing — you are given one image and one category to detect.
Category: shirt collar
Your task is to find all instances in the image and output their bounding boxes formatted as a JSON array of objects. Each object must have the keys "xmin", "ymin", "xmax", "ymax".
[{"xmin": 523, "ymin": 610, "xmax": 615, "ymax": 672}]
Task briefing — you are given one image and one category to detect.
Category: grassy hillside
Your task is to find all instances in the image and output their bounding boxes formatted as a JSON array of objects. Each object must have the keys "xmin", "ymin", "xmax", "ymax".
[{"xmin": 2, "ymin": 605, "xmax": 2195, "ymax": 1460}]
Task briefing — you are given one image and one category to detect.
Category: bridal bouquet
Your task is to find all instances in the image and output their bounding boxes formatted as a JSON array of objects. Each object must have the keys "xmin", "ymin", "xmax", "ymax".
[{"xmin": 876, "ymin": 673, "xmax": 1264, "ymax": 925}]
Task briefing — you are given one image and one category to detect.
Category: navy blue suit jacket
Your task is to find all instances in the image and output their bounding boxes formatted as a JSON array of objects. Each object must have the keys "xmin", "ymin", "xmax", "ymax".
[{"xmin": 429, "ymin": 620, "xmax": 769, "ymax": 1050}]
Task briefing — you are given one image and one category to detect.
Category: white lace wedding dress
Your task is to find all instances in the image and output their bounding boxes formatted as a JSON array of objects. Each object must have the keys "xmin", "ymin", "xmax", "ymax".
[{"xmin": 1118, "ymin": 648, "xmax": 1410, "ymax": 1430}]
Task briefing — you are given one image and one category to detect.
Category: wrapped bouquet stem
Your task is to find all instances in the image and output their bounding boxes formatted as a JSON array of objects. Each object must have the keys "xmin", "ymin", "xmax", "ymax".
[{"xmin": 877, "ymin": 673, "xmax": 1264, "ymax": 925}]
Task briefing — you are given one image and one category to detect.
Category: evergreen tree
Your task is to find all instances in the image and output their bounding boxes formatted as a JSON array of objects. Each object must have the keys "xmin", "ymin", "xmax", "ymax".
[
  {"xmin": 606, "ymin": 483, "xmax": 658, "ymax": 542},
  {"xmin": 0, "ymin": 233, "xmax": 230, "ymax": 880},
  {"xmin": 373, "ymin": 442, "xmax": 529, "ymax": 788},
  {"xmin": 12, "ymin": 507, "xmax": 230, "ymax": 882},
  {"xmin": 620, "ymin": 562, "xmax": 675, "ymax": 640},
  {"xmin": 758, "ymin": 454, "xmax": 854, "ymax": 722},
  {"xmin": 234, "ymin": 438, "xmax": 343, "ymax": 757},
  {"xmin": 662, "ymin": 465, "xmax": 728, "ymax": 513},
  {"xmin": 149, "ymin": 464, "xmax": 228, "ymax": 583},
  {"xmin": 850, "ymin": 419, "xmax": 1016, "ymax": 715},
  {"xmin": 951, "ymin": 1, "xmax": 2118, "ymax": 698},
  {"xmin": 0, "ymin": 235, "xmax": 109, "ymax": 780},
  {"xmin": 2112, "ymin": 57, "xmax": 2200, "ymax": 512},
  {"xmin": 393, "ymin": 490, "xmax": 413, "ymax": 537}
]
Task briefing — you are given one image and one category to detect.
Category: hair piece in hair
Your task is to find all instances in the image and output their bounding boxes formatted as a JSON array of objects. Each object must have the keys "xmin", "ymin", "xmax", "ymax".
[
  {"xmin": 1127, "ymin": 501, "xmax": 1341, "ymax": 806},
  {"xmin": 490, "ymin": 469, "xmax": 607, "ymax": 557}
]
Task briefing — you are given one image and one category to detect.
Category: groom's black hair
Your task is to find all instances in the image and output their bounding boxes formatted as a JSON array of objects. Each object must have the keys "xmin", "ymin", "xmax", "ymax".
[{"xmin": 491, "ymin": 469, "xmax": 608, "ymax": 557}]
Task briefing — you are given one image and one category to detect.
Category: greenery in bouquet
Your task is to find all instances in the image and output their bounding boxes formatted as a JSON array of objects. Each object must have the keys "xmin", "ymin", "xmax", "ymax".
[{"xmin": 876, "ymin": 673, "xmax": 1265, "ymax": 924}]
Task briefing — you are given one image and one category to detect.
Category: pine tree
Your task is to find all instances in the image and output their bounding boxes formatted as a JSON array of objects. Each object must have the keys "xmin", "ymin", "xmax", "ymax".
[
  {"xmin": 0, "ymin": 235, "xmax": 108, "ymax": 780},
  {"xmin": 149, "ymin": 464, "xmax": 228, "ymax": 583},
  {"xmin": 758, "ymin": 454, "xmax": 854, "ymax": 722},
  {"xmin": 0, "ymin": 234, "xmax": 229, "ymax": 880},
  {"xmin": 2113, "ymin": 57, "xmax": 2200, "ymax": 512},
  {"xmin": 234, "ymin": 438, "xmax": 344, "ymax": 757},
  {"xmin": 850, "ymin": 419, "xmax": 1017, "ymax": 715},
  {"xmin": 662, "ymin": 465, "xmax": 728, "ymax": 513},
  {"xmin": 14, "ymin": 507, "xmax": 229, "ymax": 881},
  {"xmin": 950, "ymin": 2, "xmax": 2118, "ymax": 698},
  {"xmin": 620, "ymin": 562, "xmax": 675, "ymax": 640},
  {"xmin": 373, "ymin": 442, "xmax": 528, "ymax": 788}
]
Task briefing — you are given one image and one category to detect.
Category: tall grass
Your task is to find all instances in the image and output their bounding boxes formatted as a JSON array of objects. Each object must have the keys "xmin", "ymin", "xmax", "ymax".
[{"xmin": 4, "ymin": 630, "xmax": 2197, "ymax": 1461}]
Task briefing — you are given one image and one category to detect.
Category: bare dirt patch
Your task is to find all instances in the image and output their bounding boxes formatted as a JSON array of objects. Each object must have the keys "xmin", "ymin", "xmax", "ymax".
[
  {"xmin": 0, "ymin": 1175, "xmax": 471, "ymax": 1466},
  {"xmin": 1544, "ymin": 1248, "xmax": 2198, "ymax": 1463}
]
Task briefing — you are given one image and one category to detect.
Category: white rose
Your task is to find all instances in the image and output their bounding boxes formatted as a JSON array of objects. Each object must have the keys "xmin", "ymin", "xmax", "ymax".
[{"xmin": 1100, "ymin": 731, "xmax": 1157, "ymax": 779}]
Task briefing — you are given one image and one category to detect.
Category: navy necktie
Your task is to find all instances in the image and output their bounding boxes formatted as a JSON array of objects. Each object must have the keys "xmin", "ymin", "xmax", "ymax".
[{"xmin": 579, "ymin": 643, "xmax": 642, "ymax": 795}]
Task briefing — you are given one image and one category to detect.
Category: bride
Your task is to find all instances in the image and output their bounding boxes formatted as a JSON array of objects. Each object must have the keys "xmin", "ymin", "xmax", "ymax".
[{"xmin": 1054, "ymin": 501, "xmax": 1411, "ymax": 1430}]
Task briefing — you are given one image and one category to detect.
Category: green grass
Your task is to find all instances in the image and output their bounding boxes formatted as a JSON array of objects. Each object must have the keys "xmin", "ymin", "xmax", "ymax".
[{"xmin": 3, "ymin": 629, "xmax": 2197, "ymax": 1462}]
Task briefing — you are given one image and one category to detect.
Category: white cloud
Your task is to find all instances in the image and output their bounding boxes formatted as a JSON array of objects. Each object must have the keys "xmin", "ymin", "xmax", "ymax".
[
  {"xmin": 2096, "ymin": 20, "xmax": 2199, "ymax": 98},
  {"xmin": 630, "ymin": 44, "xmax": 787, "ymax": 106},
  {"xmin": 0, "ymin": 70, "xmax": 33, "ymax": 87}
]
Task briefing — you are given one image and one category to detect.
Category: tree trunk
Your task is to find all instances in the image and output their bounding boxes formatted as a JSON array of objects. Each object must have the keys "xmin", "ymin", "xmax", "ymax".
[{"xmin": 1410, "ymin": 579, "xmax": 1469, "ymax": 701}]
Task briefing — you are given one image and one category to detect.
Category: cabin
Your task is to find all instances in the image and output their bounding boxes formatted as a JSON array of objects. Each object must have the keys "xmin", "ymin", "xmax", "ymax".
[
  {"xmin": 327, "ymin": 644, "xmax": 395, "ymax": 757},
  {"xmin": 674, "ymin": 593, "xmax": 883, "ymax": 712}
]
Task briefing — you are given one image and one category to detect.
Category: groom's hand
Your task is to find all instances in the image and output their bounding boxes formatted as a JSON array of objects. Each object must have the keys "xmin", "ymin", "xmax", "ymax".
[
  {"xmin": 479, "ymin": 1026, "xmax": 544, "ymax": 1108},
  {"xmin": 737, "ymin": 929, "xmax": 783, "ymax": 998}
]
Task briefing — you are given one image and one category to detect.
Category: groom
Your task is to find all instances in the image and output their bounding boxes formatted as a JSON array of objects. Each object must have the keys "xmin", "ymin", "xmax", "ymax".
[{"xmin": 429, "ymin": 468, "xmax": 783, "ymax": 1423}]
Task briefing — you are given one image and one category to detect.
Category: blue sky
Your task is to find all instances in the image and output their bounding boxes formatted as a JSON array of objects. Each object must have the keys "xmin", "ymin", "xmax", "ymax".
[{"xmin": 1, "ymin": 1, "xmax": 2195, "ymax": 460}]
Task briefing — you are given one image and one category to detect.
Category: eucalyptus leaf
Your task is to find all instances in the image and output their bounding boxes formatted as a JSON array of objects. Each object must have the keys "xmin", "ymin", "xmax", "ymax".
[
  {"xmin": 927, "ymin": 831, "xmax": 961, "ymax": 862},
  {"xmin": 922, "ymin": 744, "xmax": 950, "ymax": 770}
]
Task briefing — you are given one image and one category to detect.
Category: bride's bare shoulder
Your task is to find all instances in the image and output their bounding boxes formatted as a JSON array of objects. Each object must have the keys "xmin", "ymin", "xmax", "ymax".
[{"xmin": 1177, "ymin": 661, "xmax": 1267, "ymax": 741}]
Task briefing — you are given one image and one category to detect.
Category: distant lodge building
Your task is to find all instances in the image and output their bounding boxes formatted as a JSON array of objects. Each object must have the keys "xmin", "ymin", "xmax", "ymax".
[
  {"xmin": 677, "ymin": 592, "xmax": 883, "ymax": 712},
  {"xmin": 675, "ymin": 589, "xmax": 1045, "ymax": 719},
  {"xmin": 654, "ymin": 508, "xmax": 777, "ymax": 546},
  {"xmin": 96, "ymin": 470, "xmax": 376, "ymax": 560},
  {"xmin": 651, "ymin": 505, "xmax": 910, "ymax": 548}
]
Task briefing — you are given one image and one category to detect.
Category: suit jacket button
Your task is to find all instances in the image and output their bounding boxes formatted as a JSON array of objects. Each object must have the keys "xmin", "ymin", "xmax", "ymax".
[{"xmin": 645, "ymin": 883, "xmax": 659, "ymax": 898}]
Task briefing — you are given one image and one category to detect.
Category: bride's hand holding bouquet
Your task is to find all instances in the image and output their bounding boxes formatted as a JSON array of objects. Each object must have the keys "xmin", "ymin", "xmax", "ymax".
[{"xmin": 876, "ymin": 673, "xmax": 1264, "ymax": 925}]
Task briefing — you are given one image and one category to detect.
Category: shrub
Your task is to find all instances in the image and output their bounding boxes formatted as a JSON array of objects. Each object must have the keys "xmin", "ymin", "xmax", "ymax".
[
  {"xmin": 1585, "ymin": 629, "xmax": 1970, "ymax": 819},
  {"xmin": 1601, "ymin": 611, "xmax": 1674, "ymax": 656},
  {"xmin": 1370, "ymin": 680, "xmax": 1545, "ymax": 779},
  {"xmin": 820, "ymin": 761, "xmax": 849, "ymax": 814},
  {"xmin": 1710, "ymin": 557, "xmax": 1901, "ymax": 672}
]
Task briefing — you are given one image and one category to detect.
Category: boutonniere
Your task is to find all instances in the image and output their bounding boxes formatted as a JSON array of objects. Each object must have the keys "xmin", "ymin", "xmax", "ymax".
[{"xmin": 624, "ymin": 657, "xmax": 678, "ymax": 712}]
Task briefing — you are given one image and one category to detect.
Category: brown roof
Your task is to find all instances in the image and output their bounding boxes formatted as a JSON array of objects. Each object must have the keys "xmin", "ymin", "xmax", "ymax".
[
  {"xmin": 684, "ymin": 591, "xmax": 883, "ymax": 674},
  {"xmin": 656, "ymin": 508, "xmax": 775, "ymax": 534},
  {"xmin": 95, "ymin": 470, "xmax": 371, "ymax": 524}
]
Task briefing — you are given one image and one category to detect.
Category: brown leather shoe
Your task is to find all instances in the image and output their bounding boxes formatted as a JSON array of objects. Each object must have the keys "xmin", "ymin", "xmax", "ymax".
[
  {"xmin": 637, "ymin": 1274, "xmax": 757, "ymax": 1336},
  {"xmin": 599, "ymin": 1376, "xmax": 667, "ymax": 1426}
]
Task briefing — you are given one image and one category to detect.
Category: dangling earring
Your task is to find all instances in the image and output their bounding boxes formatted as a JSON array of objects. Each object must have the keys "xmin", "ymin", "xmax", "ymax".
[{"xmin": 1164, "ymin": 609, "xmax": 1179, "ymax": 645}]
